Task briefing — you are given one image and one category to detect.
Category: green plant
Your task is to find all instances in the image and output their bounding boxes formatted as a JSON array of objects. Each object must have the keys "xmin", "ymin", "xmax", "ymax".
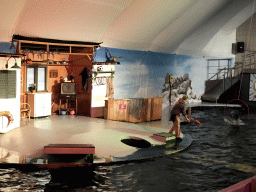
[{"xmin": 30, "ymin": 83, "xmax": 36, "ymax": 90}]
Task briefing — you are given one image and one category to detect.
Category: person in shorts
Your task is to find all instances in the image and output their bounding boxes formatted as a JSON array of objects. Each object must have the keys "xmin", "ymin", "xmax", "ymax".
[{"xmin": 169, "ymin": 95, "xmax": 190, "ymax": 141}]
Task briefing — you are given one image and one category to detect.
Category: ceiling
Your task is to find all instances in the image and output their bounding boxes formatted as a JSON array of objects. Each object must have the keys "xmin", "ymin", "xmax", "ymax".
[{"xmin": 0, "ymin": 0, "xmax": 255, "ymax": 58}]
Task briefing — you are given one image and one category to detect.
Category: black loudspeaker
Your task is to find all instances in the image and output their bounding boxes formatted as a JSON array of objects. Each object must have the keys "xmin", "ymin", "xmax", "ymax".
[
  {"xmin": 237, "ymin": 42, "xmax": 245, "ymax": 53},
  {"xmin": 61, "ymin": 82, "xmax": 76, "ymax": 97}
]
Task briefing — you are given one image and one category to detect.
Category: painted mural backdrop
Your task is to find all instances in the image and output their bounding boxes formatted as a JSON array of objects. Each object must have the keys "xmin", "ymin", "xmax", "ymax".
[
  {"xmin": 249, "ymin": 74, "xmax": 256, "ymax": 101},
  {"xmin": 0, "ymin": 42, "xmax": 16, "ymax": 54},
  {"xmin": 94, "ymin": 47, "xmax": 207, "ymax": 108},
  {"xmin": 162, "ymin": 73, "xmax": 197, "ymax": 108}
]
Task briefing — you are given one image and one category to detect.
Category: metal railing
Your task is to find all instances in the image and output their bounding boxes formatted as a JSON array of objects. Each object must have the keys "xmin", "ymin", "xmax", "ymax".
[
  {"xmin": 208, "ymin": 67, "xmax": 228, "ymax": 81},
  {"xmin": 206, "ymin": 51, "xmax": 256, "ymax": 101},
  {"xmin": 207, "ymin": 66, "xmax": 242, "ymax": 94}
]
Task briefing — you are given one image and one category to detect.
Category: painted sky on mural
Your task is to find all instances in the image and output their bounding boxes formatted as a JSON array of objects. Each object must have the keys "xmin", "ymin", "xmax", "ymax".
[
  {"xmin": 94, "ymin": 47, "xmax": 207, "ymax": 99},
  {"xmin": 0, "ymin": 42, "xmax": 17, "ymax": 54}
]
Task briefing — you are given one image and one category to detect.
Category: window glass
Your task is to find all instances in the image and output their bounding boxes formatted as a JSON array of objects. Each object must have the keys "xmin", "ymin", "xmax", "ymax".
[
  {"xmin": 37, "ymin": 67, "xmax": 46, "ymax": 91},
  {"xmin": 27, "ymin": 67, "xmax": 35, "ymax": 91}
]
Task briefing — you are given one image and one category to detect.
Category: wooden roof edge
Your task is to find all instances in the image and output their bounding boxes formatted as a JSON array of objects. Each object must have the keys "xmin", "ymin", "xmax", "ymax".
[
  {"xmin": 0, "ymin": 53, "xmax": 25, "ymax": 57},
  {"xmin": 12, "ymin": 34, "xmax": 102, "ymax": 46}
]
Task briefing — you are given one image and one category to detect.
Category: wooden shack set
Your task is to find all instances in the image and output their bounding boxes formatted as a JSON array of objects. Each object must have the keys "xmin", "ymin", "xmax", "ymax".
[
  {"xmin": 1, "ymin": 35, "xmax": 163, "ymax": 123},
  {"xmin": 13, "ymin": 35, "xmax": 101, "ymax": 117}
]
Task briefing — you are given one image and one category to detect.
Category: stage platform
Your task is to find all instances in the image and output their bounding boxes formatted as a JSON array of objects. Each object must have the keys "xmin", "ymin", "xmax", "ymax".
[
  {"xmin": 0, "ymin": 115, "xmax": 192, "ymax": 169},
  {"xmin": 0, "ymin": 102, "xmax": 242, "ymax": 169}
]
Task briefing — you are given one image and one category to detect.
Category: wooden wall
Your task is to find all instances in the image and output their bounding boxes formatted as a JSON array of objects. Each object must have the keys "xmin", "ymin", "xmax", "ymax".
[
  {"xmin": 68, "ymin": 55, "xmax": 92, "ymax": 116},
  {"xmin": 48, "ymin": 65, "xmax": 69, "ymax": 114},
  {"xmin": 20, "ymin": 55, "xmax": 93, "ymax": 116}
]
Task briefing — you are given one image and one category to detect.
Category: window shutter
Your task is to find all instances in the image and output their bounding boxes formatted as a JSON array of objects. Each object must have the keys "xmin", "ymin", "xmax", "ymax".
[{"xmin": 0, "ymin": 70, "xmax": 16, "ymax": 98}]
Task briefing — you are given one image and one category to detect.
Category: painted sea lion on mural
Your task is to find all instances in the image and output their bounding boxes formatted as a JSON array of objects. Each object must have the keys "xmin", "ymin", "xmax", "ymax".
[{"xmin": 0, "ymin": 111, "xmax": 14, "ymax": 128}]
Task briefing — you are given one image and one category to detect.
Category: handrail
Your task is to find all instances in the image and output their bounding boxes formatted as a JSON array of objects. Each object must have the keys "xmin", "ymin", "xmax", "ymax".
[
  {"xmin": 208, "ymin": 65, "xmax": 243, "ymax": 81},
  {"xmin": 206, "ymin": 51, "xmax": 256, "ymax": 99},
  {"xmin": 207, "ymin": 65, "xmax": 243, "ymax": 96},
  {"xmin": 208, "ymin": 67, "xmax": 227, "ymax": 81}
]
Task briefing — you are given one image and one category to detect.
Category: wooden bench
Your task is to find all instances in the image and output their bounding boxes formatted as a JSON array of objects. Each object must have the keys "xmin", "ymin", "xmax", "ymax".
[
  {"xmin": 44, "ymin": 144, "xmax": 95, "ymax": 155},
  {"xmin": 44, "ymin": 144, "xmax": 95, "ymax": 164}
]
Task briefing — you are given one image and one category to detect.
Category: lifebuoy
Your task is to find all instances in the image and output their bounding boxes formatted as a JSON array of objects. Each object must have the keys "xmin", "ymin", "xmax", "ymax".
[{"xmin": 0, "ymin": 111, "xmax": 14, "ymax": 127}]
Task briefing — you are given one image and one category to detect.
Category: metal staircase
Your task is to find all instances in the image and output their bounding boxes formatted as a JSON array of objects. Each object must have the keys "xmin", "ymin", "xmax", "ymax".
[
  {"xmin": 201, "ymin": 59, "xmax": 241, "ymax": 102},
  {"xmin": 201, "ymin": 68, "xmax": 241, "ymax": 102},
  {"xmin": 202, "ymin": 50, "xmax": 256, "ymax": 102}
]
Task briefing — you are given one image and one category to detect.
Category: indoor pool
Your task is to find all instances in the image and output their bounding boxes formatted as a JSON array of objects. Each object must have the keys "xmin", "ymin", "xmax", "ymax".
[{"xmin": 0, "ymin": 107, "xmax": 255, "ymax": 192}]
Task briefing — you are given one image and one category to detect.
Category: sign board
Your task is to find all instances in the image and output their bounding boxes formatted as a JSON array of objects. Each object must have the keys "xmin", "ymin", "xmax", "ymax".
[{"xmin": 119, "ymin": 104, "xmax": 126, "ymax": 109}]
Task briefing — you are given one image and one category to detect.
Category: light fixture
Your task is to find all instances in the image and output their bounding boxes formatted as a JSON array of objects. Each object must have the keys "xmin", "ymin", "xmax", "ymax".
[{"xmin": 6, "ymin": 57, "xmax": 21, "ymax": 69}]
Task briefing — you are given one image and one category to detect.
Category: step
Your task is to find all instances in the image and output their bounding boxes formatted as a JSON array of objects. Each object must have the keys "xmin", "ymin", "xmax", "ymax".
[
  {"xmin": 44, "ymin": 144, "xmax": 95, "ymax": 154},
  {"xmin": 152, "ymin": 132, "xmax": 176, "ymax": 143}
]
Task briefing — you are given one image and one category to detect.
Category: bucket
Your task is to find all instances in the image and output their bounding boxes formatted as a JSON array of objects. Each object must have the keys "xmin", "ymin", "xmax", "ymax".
[
  {"xmin": 60, "ymin": 110, "xmax": 66, "ymax": 115},
  {"xmin": 69, "ymin": 110, "xmax": 75, "ymax": 115}
]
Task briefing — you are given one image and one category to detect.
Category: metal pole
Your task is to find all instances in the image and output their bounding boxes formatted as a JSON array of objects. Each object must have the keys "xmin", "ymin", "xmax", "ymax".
[
  {"xmin": 207, "ymin": 60, "xmax": 209, "ymax": 80},
  {"xmin": 218, "ymin": 60, "xmax": 220, "ymax": 80},
  {"xmin": 229, "ymin": 60, "xmax": 232, "ymax": 86},
  {"xmin": 188, "ymin": 107, "xmax": 191, "ymax": 120},
  {"xmin": 223, "ymin": 71, "xmax": 225, "ymax": 92}
]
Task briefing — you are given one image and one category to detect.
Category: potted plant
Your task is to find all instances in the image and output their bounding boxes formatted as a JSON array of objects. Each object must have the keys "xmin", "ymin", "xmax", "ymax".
[{"xmin": 29, "ymin": 83, "xmax": 36, "ymax": 93}]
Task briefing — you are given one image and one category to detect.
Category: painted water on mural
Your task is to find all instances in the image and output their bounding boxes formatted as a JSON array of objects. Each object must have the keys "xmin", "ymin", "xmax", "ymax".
[{"xmin": 0, "ymin": 108, "xmax": 255, "ymax": 191}]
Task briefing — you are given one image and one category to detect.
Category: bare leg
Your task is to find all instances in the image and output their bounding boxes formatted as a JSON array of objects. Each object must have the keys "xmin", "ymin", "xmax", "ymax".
[
  {"xmin": 175, "ymin": 115, "xmax": 180, "ymax": 138},
  {"xmin": 169, "ymin": 121, "xmax": 176, "ymax": 134},
  {"xmin": 169, "ymin": 115, "xmax": 179, "ymax": 135}
]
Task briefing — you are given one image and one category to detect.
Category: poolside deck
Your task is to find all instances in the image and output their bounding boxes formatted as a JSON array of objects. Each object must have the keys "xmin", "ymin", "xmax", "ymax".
[
  {"xmin": 0, "ymin": 102, "xmax": 240, "ymax": 167},
  {"xmin": 0, "ymin": 107, "xmax": 182, "ymax": 166}
]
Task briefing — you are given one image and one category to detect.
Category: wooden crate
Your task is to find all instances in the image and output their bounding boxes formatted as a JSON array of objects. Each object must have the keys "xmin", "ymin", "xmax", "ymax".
[{"xmin": 105, "ymin": 97, "xmax": 162, "ymax": 123}]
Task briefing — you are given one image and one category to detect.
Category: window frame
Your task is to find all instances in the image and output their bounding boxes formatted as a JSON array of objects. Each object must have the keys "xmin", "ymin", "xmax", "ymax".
[{"xmin": 26, "ymin": 65, "xmax": 47, "ymax": 92}]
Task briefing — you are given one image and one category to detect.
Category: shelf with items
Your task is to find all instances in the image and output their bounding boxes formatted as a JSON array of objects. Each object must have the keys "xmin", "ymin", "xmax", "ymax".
[
  {"xmin": 49, "ymin": 44, "xmax": 70, "ymax": 53},
  {"xmin": 92, "ymin": 71, "xmax": 114, "ymax": 86},
  {"xmin": 20, "ymin": 42, "xmax": 47, "ymax": 52},
  {"xmin": 0, "ymin": 53, "xmax": 25, "ymax": 58},
  {"xmin": 92, "ymin": 71, "xmax": 115, "ymax": 78},
  {"xmin": 22, "ymin": 63, "xmax": 69, "ymax": 67},
  {"xmin": 15, "ymin": 38, "xmax": 97, "ymax": 68},
  {"xmin": 17, "ymin": 41, "xmax": 97, "ymax": 56},
  {"xmin": 59, "ymin": 97, "xmax": 77, "ymax": 116},
  {"xmin": 93, "ymin": 61, "xmax": 120, "ymax": 65},
  {"xmin": 13, "ymin": 35, "xmax": 101, "ymax": 58},
  {"xmin": 71, "ymin": 46, "xmax": 94, "ymax": 54},
  {"xmin": 59, "ymin": 108, "xmax": 76, "ymax": 115},
  {"xmin": 21, "ymin": 60, "xmax": 69, "ymax": 66}
]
